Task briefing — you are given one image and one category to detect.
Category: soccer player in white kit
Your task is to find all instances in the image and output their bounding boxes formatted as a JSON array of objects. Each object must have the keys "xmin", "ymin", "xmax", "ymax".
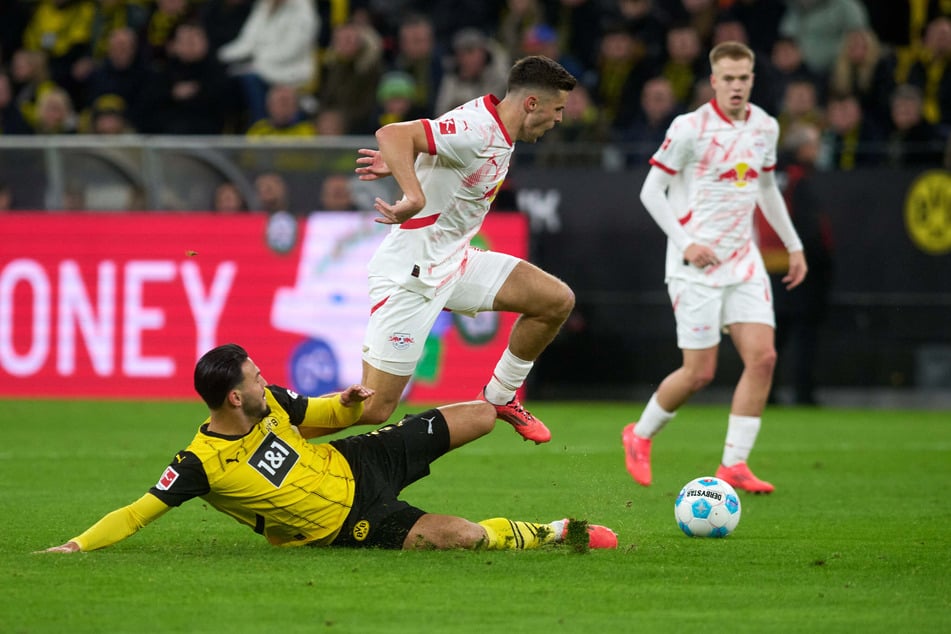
[
  {"xmin": 353, "ymin": 56, "xmax": 578, "ymax": 444},
  {"xmin": 623, "ymin": 41, "xmax": 808, "ymax": 493}
]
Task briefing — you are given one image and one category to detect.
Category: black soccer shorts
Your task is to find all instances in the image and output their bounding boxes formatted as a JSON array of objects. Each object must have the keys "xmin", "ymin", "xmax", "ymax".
[{"xmin": 329, "ymin": 408, "xmax": 451, "ymax": 548}]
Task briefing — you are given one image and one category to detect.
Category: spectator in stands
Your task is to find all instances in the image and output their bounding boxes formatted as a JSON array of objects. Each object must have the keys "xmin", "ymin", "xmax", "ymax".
[
  {"xmin": 434, "ymin": 28, "xmax": 509, "ymax": 116},
  {"xmin": 778, "ymin": 0, "xmax": 869, "ymax": 81},
  {"xmin": 390, "ymin": 14, "xmax": 443, "ymax": 119},
  {"xmin": 88, "ymin": 0, "xmax": 149, "ymax": 61},
  {"xmin": 591, "ymin": 23, "xmax": 652, "ymax": 134},
  {"xmin": 660, "ymin": 22, "xmax": 707, "ymax": 109},
  {"xmin": 32, "ymin": 85, "xmax": 77, "ymax": 134},
  {"xmin": 319, "ymin": 173, "xmax": 356, "ymax": 211},
  {"xmin": 686, "ymin": 75, "xmax": 714, "ymax": 110},
  {"xmin": 256, "ymin": 171, "xmax": 299, "ymax": 252},
  {"xmin": 8, "ymin": 49, "xmax": 57, "ymax": 132},
  {"xmin": 905, "ymin": 16, "xmax": 951, "ymax": 131},
  {"xmin": 22, "ymin": 0, "xmax": 97, "ymax": 104},
  {"xmin": 425, "ymin": 0, "xmax": 512, "ymax": 55},
  {"xmin": 213, "ymin": 181, "xmax": 247, "ymax": 213},
  {"xmin": 255, "ymin": 171, "xmax": 290, "ymax": 213},
  {"xmin": 818, "ymin": 92, "xmax": 884, "ymax": 171},
  {"xmin": 84, "ymin": 93, "xmax": 135, "ymax": 134},
  {"xmin": 776, "ymin": 78, "xmax": 824, "ymax": 146},
  {"xmin": 374, "ymin": 71, "xmax": 428, "ymax": 129},
  {"xmin": 622, "ymin": 76, "xmax": 681, "ymax": 163},
  {"xmin": 883, "ymin": 83, "xmax": 947, "ymax": 168},
  {"xmin": 517, "ymin": 83, "xmax": 603, "ymax": 168},
  {"xmin": 200, "ymin": 0, "xmax": 254, "ymax": 54},
  {"xmin": 722, "ymin": 0, "xmax": 785, "ymax": 58},
  {"xmin": 0, "ymin": 70, "xmax": 32, "ymax": 135},
  {"xmin": 218, "ymin": 0, "xmax": 319, "ymax": 124},
  {"xmin": 497, "ymin": 0, "xmax": 546, "ymax": 63},
  {"xmin": 142, "ymin": 0, "xmax": 195, "ymax": 64},
  {"xmin": 667, "ymin": 0, "xmax": 719, "ymax": 46},
  {"xmin": 246, "ymin": 84, "xmax": 317, "ymax": 136},
  {"xmin": 84, "ymin": 27, "xmax": 153, "ymax": 131},
  {"xmin": 767, "ymin": 120, "xmax": 834, "ymax": 406},
  {"xmin": 612, "ymin": 0, "xmax": 671, "ymax": 67},
  {"xmin": 317, "ymin": 21, "xmax": 385, "ymax": 135},
  {"xmin": 770, "ymin": 36, "xmax": 825, "ymax": 108},
  {"xmin": 314, "ymin": 107, "xmax": 348, "ymax": 136},
  {"xmin": 828, "ymin": 27, "xmax": 896, "ymax": 132},
  {"xmin": 518, "ymin": 23, "xmax": 588, "ymax": 86},
  {"xmin": 543, "ymin": 0, "xmax": 605, "ymax": 71},
  {"xmin": 871, "ymin": 0, "xmax": 951, "ymax": 84},
  {"xmin": 142, "ymin": 22, "xmax": 229, "ymax": 134}
]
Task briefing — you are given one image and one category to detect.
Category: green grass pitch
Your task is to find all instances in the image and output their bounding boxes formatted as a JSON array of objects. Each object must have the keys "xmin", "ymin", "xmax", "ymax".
[{"xmin": 2, "ymin": 399, "xmax": 949, "ymax": 633}]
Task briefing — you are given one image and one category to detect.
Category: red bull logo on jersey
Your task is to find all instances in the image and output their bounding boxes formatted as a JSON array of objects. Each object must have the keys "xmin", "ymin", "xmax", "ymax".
[
  {"xmin": 717, "ymin": 162, "xmax": 759, "ymax": 187},
  {"xmin": 388, "ymin": 332, "xmax": 415, "ymax": 350}
]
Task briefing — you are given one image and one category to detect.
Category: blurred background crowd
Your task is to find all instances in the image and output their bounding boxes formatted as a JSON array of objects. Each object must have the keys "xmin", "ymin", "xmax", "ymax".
[{"xmin": 0, "ymin": 0, "xmax": 949, "ymax": 171}]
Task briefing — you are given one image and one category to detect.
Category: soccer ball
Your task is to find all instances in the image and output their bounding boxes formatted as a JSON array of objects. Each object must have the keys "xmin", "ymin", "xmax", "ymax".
[{"xmin": 674, "ymin": 477, "xmax": 742, "ymax": 538}]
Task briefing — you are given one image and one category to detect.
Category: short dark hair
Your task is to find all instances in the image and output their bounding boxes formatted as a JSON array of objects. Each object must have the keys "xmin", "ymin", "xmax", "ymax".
[
  {"xmin": 194, "ymin": 343, "xmax": 248, "ymax": 409},
  {"xmin": 507, "ymin": 55, "xmax": 577, "ymax": 93}
]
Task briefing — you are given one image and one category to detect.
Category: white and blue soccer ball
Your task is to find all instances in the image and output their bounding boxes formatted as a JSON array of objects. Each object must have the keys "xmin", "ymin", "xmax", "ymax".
[{"xmin": 674, "ymin": 477, "xmax": 742, "ymax": 538}]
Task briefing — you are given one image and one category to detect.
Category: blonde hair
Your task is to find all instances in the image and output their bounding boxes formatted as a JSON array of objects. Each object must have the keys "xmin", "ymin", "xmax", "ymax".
[
  {"xmin": 709, "ymin": 41, "xmax": 755, "ymax": 69},
  {"xmin": 829, "ymin": 28, "xmax": 882, "ymax": 97}
]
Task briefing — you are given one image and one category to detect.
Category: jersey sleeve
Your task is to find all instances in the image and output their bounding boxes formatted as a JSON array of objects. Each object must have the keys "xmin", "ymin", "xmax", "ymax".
[
  {"xmin": 71, "ymin": 492, "xmax": 171, "ymax": 551},
  {"xmin": 300, "ymin": 395, "xmax": 363, "ymax": 430},
  {"xmin": 268, "ymin": 384, "xmax": 363, "ymax": 434},
  {"xmin": 649, "ymin": 114, "xmax": 694, "ymax": 174},
  {"xmin": 267, "ymin": 384, "xmax": 309, "ymax": 425},
  {"xmin": 148, "ymin": 451, "xmax": 210, "ymax": 507},
  {"xmin": 427, "ymin": 111, "xmax": 484, "ymax": 166},
  {"xmin": 762, "ymin": 114, "xmax": 780, "ymax": 170}
]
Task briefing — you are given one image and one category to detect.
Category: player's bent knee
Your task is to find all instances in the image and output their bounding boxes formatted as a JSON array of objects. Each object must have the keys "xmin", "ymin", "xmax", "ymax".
[
  {"xmin": 687, "ymin": 368, "xmax": 716, "ymax": 391},
  {"xmin": 538, "ymin": 283, "xmax": 574, "ymax": 322},
  {"xmin": 747, "ymin": 348, "xmax": 778, "ymax": 375}
]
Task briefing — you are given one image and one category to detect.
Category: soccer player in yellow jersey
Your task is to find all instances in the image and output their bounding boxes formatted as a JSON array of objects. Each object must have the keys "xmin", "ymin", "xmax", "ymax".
[{"xmin": 42, "ymin": 343, "xmax": 617, "ymax": 552}]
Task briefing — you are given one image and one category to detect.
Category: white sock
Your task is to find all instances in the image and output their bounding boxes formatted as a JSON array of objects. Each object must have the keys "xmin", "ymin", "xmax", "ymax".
[
  {"xmin": 633, "ymin": 393, "xmax": 675, "ymax": 439},
  {"xmin": 722, "ymin": 414, "xmax": 761, "ymax": 466},
  {"xmin": 549, "ymin": 519, "xmax": 567, "ymax": 542},
  {"xmin": 484, "ymin": 348, "xmax": 533, "ymax": 405}
]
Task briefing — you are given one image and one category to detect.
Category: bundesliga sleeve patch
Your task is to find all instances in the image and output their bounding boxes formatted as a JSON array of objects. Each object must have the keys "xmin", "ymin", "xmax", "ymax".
[
  {"xmin": 155, "ymin": 466, "xmax": 180, "ymax": 491},
  {"xmin": 250, "ymin": 432, "xmax": 300, "ymax": 487}
]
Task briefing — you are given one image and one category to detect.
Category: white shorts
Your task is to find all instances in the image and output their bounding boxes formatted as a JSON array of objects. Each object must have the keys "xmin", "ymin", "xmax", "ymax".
[
  {"xmin": 668, "ymin": 276, "xmax": 775, "ymax": 350},
  {"xmin": 362, "ymin": 248, "xmax": 519, "ymax": 375}
]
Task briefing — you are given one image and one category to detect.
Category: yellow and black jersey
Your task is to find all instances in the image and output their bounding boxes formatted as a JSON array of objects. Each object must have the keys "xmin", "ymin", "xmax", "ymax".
[
  {"xmin": 23, "ymin": 1, "xmax": 96, "ymax": 58},
  {"xmin": 147, "ymin": 385, "xmax": 357, "ymax": 546}
]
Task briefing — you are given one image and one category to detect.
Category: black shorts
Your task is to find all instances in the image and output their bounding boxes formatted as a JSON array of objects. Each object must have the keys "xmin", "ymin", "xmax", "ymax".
[{"xmin": 328, "ymin": 408, "xmax": 451, "ymax": 549}]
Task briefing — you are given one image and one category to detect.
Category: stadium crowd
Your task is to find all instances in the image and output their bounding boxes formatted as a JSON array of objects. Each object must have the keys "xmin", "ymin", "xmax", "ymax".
[{"xmin": 0, "ymin": 0, "xmax": 949, "ymax": 169}]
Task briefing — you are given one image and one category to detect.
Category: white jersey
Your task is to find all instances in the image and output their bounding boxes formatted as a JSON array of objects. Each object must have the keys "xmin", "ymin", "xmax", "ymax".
[
  {"xmin": 368, "ymin": 95, "xmax": 513, "ymax": 298},
  {"xmin": 650, "ymin": 99, "xmax": 779, "ymax": 287}
]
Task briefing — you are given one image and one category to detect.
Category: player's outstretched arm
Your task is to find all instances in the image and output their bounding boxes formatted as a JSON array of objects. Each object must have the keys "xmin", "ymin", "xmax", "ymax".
[
  {"xmin": 36, "ymin": 493, "xmax": 170, "ymax": 554},
  {"xmin": 298, "ymin": 385, "xmax": 375, "ymax": 438}
]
